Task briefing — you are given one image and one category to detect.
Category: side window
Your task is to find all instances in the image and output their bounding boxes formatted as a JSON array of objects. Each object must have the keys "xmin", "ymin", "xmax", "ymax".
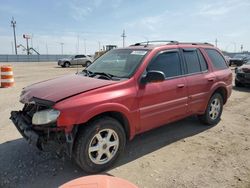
[
  {"xmin": 147, "ymin": 51, "xmax": 181, "ymax": 78},
  {"xmin": 183, "ymin": 50, "xmax": 201, "ymax": 74},
  {"xmin": 79, "ymin": 55, "xmax": 86, "ymax": 58},
  {"xmin": 197, "ymin": 49, "xmax": 208, "ymax": 71},
  {"xmin": 205, "ymin": 49, "xmax": 228, "ymax": 69},
  {"xmin": 75, "ymin": 55, "xmax": 79, "ymax": 59}
]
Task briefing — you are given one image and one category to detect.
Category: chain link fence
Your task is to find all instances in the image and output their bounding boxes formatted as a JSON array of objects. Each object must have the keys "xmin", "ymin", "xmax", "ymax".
[{"xmin": 0, "ymin": 55, "xmax": 70, "ymax": 62}]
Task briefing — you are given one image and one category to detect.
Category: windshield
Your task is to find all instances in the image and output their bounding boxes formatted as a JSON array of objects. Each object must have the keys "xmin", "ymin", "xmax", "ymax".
[{"xmin": 86, "ymin": 49, "xmax": 148, "ymax": 78}]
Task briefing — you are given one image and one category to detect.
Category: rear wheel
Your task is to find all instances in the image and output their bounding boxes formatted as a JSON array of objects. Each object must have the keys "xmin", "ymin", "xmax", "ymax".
[
  {"xmin": 198, "ymin": 93, "xmax": 223, "ymax": 125},
  {"xmin": 83, "ymin": 61, "xmax": 91, "ymax": 67},
  {"xmin": 73, "ymin": 117, "xmax": 126, "ymax": 173}
]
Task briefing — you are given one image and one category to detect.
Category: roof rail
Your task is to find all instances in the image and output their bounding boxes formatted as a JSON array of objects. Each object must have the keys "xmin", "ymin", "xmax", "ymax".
[
  {"xmin": 169, "ymin": 42, "xmax": 214, "ymax": 46},
  {"xmin": 130, "ymin": 41, "xmax": 214, "ymax": 47},
  {"xmin": 130, "ymin": 40, "xmax": 178, "ymax": 47}
]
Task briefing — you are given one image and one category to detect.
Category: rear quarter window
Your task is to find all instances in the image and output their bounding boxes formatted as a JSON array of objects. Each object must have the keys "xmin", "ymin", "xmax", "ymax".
[{"xmin": 205, "ymin": 49, "xmax": 228, "ymax": 70}]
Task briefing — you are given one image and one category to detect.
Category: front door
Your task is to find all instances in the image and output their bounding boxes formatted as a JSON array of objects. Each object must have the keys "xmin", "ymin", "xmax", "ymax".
[{"xmin": 138, "ymin": 49, "xmax": 188, "ymax": 132}]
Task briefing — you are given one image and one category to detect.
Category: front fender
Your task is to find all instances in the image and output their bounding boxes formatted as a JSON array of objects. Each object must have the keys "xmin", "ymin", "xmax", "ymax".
[
  {"xmin": 76, "ymin": 103, "xmax": 138, "ymax": 139},
  {"xmin": 56, "ymin": 102, "xmax": 138, "ymax": 139}
]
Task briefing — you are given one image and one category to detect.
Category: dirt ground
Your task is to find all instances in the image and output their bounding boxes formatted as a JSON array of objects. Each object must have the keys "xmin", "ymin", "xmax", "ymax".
[{"xmin": 0, "ymin": 62, "xmax": 249, "ymax": 188}]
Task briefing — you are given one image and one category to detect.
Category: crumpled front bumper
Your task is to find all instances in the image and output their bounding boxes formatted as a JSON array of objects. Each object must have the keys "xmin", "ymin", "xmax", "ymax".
[{"xmin": 10, "ymin": 111, "xmax": 40, "ymax": 147}]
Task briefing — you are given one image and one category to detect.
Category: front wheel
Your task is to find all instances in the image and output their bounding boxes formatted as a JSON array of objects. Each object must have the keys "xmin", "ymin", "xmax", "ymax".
[
  {"xmin": 73, "ymin": 117, "xmax": 126, "ymax": 173},
  {"xmin": 64, "ymin": 62, "xmax": 70, "ymax": 67},
  {"xmin": 198, "ymin": 93, "xmax": 223, "ymax": 125}
]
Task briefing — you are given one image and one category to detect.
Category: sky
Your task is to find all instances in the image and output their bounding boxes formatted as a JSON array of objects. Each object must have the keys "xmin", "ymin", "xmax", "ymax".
[{"xmin": 0, "ymin": 0, "xmax": 250, "ymax": 55}]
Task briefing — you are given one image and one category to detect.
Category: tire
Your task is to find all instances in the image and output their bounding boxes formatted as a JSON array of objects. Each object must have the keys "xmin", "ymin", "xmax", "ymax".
[
  {"xmin": 73, "ymin": 117, "xmax": 126, "ymax": 173},
  {"xmin": 83, "ymin": 61, "xmax": 91, "ymax": 67},
  {"xmin": 198, "ymin": 93, "xmax": 223, "ymax": 125},
  {"xmin": 64, "ymin": 62, "xmax": 70, "ymax": 67},
  {"xmin": 235, "ymin": 79, "xmax": 243, "ymax": 87},
  {"xmin": 61, "ymin": 65, "xmax": 65, "ymax": 68}
]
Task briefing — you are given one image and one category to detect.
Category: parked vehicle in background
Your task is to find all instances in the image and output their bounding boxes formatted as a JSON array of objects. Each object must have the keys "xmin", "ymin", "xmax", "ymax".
[
  {"xmin": 10, "ymin": 41, "xmax": 232, "ymax": 173},
  {"xmin": 229, "ymin": 54, "xmax": 250, "ymax": 66},
  {"xmin": 58, "ymin": 55, "xmax": 93, "ymax": 67},
  {"xmin": 224, "ymin": 55, "xmax": 231, "ymax": 66},
  {"xmin": 235, "ymin": 60, "xmax": 250, "ymax": 87}
]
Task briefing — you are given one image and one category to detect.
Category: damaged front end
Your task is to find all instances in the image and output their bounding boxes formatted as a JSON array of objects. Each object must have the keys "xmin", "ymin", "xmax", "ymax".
[{"xmin": 10, "ymin": 99, "xmax": 76, "ymax": 157}]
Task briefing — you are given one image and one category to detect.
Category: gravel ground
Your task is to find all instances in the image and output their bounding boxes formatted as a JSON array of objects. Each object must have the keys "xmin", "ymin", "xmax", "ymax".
[{"xmin": 0, "ymin": 62, "xmax": 250, "ymax": 188}]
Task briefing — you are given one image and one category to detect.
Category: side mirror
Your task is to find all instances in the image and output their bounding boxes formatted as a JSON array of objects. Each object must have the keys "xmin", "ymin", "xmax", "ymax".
[{"xmin": 141, "ymin": 70, "xmax": 165, "ymax": 84}]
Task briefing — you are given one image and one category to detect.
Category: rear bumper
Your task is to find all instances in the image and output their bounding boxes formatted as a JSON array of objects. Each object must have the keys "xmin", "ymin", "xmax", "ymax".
[{"xmin": 10, "ymin": 111, "xmax": 39, "ymax": 147}]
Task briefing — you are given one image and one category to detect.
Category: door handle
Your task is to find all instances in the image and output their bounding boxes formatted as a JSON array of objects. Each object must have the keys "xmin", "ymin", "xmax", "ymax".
[
  {"xmin": 177, "ymin": 84, "xmax": 185, "ymax": 88},
  {"xmin": 208, "ymin": 77, "xmax": 215, "ymax": 82}
]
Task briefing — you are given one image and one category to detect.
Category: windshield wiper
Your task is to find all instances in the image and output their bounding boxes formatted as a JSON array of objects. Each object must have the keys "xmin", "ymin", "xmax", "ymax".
[
  {"xmin": 82, "ymin": 69, "xmax": 93, "ymax": 76},
  {"xmin": 92, "ymin": 72, "xmax": 116, "ymax": 80}
]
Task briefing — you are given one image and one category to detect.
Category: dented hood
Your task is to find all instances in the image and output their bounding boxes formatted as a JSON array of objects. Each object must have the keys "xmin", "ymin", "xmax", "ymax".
[{"xmin": 20, "ymin": 74, "xmax": 116, "ymax": 103}]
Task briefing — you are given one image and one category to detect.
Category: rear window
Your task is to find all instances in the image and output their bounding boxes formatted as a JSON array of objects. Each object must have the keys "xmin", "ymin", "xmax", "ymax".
[
  {"xmin": 197, "ymin": 50, "xmax": 208, "ymax": 71},
  {"xmin": 205, "ymin": 49, "xmax": 227, "ymax": 69}
]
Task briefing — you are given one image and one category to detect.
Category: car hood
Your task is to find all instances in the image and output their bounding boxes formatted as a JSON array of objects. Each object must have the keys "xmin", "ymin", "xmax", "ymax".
[{"xmin": 20, "ymin": 74, "xmax": 116, "ymax": 103}]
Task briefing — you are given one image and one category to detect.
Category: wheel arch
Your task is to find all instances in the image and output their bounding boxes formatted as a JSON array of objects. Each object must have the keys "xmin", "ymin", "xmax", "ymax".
[
  {"xmin": 86, "ymin": 111, "xmax": 131, "ymax": 140},
  {"xmin": 212, "ymin": 86, "xmax": 228, "ymax": 104},
  {"xmin": 64, "ymin": 61, "xmax": 71, "ymax": 65}
]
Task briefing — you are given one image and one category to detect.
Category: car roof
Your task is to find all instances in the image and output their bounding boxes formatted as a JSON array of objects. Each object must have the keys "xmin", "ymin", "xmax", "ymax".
[{"xmin": 123, "ymin": 41, "xmax": 215, "ymax": 50}]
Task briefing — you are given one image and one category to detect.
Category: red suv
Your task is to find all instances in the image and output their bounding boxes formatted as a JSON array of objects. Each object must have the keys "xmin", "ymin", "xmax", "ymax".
[{"xmin": 10, "ymin": 41, "xmax": 232, "ymax": 173}]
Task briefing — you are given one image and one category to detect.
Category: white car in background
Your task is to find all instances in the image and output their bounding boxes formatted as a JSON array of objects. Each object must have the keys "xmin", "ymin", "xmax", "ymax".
[{"xmin": 58, "ymin": 55, "xmax": 93, "ymax": 67}]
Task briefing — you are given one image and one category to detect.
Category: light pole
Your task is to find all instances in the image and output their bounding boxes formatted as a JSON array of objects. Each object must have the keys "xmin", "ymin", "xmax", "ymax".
[
  {"xmin": 11, "ymin": 17, "xmax": 17, "ymax": 55},
  {"xmin": 60, "ymin": 43, "xmax": 64, "ymax": 55}
]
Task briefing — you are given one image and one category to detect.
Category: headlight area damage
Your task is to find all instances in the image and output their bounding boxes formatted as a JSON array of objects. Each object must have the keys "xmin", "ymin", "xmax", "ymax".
[{"xmin": 10, "ymin": 98, "xmax": 76, "ymax": 157}]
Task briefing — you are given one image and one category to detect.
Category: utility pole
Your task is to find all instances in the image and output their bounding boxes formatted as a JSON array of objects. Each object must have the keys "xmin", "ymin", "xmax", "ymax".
[
  {"xmin": 11, "ymin": 17, "xmax": 17, "ymax": 55},
  {"xmin": 121, "ymin": 29, "xmax": 126, "ymax": 47},
  {"xmin": 240, "ymin": 44, "xmax": 243, "ymax": 52},
  {"xmin": 215, "ymin": 38, "xmax": 218, "ymax": 47},
  {"xmin": 11, "ymin": 42, "xmax": 14, "ymax": 54},
  {"xmin": 60, "ymin": 43, "xmax": 64, "ymax": 54}
]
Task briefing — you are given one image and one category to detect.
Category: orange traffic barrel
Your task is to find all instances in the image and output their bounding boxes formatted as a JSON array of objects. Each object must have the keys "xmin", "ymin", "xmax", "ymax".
[
  {"xmin": 1, "ymin": 65, "xmax": 14, "ymax": 88},
  {"xmin": 60, "ymin": 175, "xmax": 138, "ymax": 188}
]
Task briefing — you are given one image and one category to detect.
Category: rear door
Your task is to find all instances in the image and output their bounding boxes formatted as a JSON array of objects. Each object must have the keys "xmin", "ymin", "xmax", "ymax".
[
  {"xmin": 71, "ymin": 55, "xmax": 78, "ymax": 65},
  {"xmin": 181, "ymin": 48, "xmax": 215, "ymax": 114},
  {"xmin": 138, "ymin": 49, "xmax": 188, "ymax": 132},
  {"xmin": 77, "ymin": 55, "xmax": 87, "ymax": 65}
]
